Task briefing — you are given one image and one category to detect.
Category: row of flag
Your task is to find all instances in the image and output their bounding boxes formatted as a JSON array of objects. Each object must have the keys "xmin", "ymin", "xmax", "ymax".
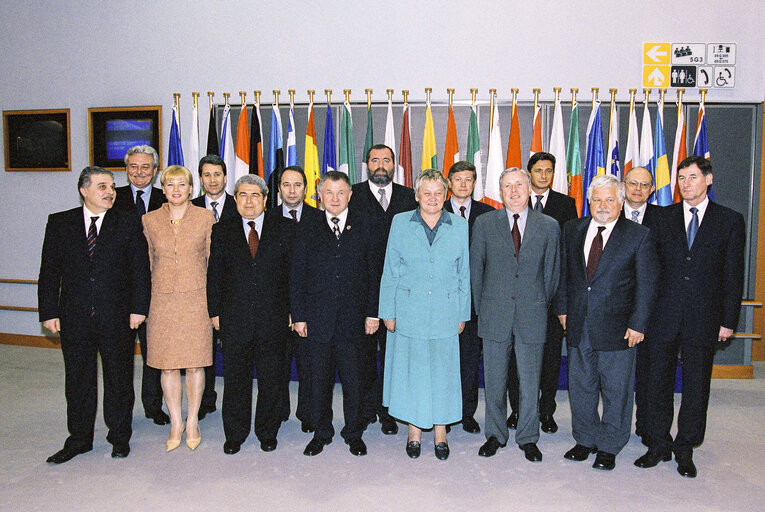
[{"xmin": 167, "ymin": 92, "xmax": 713, "ymax": 212}]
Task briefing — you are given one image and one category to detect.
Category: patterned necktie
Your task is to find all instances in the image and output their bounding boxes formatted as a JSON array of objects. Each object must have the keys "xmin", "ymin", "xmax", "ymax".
[
  {"xmin": 378, "ymin": 189, "xmax": 388, "ymax": 211},
  {"xmin": 631, "ymin": 210, "xmax": 640, "ymax": 222},
  {"xmin": 87, "ymin": 216, "xmax": 98, "ymax": 259},
  {"xmin": 135, "ymin": 190, "xmax": 146, "ymax": 216},
  {"xmin": 331, "ymin": 217, "xmax": 341, "ymax": 239},
  {"xmin": 248, "ymin": 221, "xmax": 259, "ymax": 258},
  {"xmin": 587, "ymin": 226, "xmax": 606, "ymax": 281},
  {"xmin": 289, "ymin": 209, "xmax": 298, "ymax": 222},
  {"xmin": 687, "ymin": 207, "xmax": 699, "ymax": 249},
  {"xmin": 459, "ymin": 206, "xmax": 466, "ymax": 218},
  {"xmin": 534, "ymin": 195, "xmax": 544, "ymax": 212},
  {"xmin": 211, "ymin": 201, "xmax": 220, "ymax": 222},
  {"xmin": 511, "ymin": 214, "xmax": 521, "ymax": 257}
]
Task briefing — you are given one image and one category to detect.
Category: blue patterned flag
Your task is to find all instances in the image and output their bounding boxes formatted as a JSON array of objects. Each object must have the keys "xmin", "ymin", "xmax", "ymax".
[
  {"xmin": 322, "ymin": 104, "xmax": 336, "ymax": 175},
  {"xmin": 168, "ymin": 104, "xmax": 184, "ymax": 166}
]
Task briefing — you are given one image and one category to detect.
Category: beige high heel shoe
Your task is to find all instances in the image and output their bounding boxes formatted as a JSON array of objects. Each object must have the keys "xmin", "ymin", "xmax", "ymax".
[
  {"xmin": 186, "ymin": 427, "xmax": 201, "ymax": 450},
  {"xmin": 166, "ymin": 425, "xmax": 185, "ymax": 452}
]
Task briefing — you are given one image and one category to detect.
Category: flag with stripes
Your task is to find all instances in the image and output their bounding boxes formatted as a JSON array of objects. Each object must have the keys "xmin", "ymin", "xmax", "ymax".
[
  {"xmin": 233, "ymin": 103, "xmax": 250, "ymax": 187},
  {"xmin": 421, "ymin": 102, "xmax": 438, "ymax": 171},
  {"xmin": 549, "ymin": 98, "xmax": 568, "ymax": 194},
  {"xmin": 692, "ymin": 101, "xmax": 714, "ymax": 200},
  {"xmin": 219, "ymin": 104, "xmax": 236, "ymax": 195},
  {"xmin": 582, "ymin": 102, "xmax": 605, "ymax": 217},
  {"xmin": 466, "ymin": 104, "xmax": 484, "ymax": 201},
  {"xmin": 286, "ymin": 105, "xmax": 297, "ymax": 166},
  {"xmin": 443, "ymin": 104, "xmax": 460, "ymax": 176},
  {"xmin": 606, "ymin": 103, "xmax": 620, "ymax": 179},
  {"xmin": 249, "ymin": 102, "xmax": 264, "ymax": 178},
  {"xmin": 206, "ymin": 105, "xmax": 219, "ymax": 156},
  {"xmin": 653, "ymin": 102, "xmax": 672, "ymax": 206},
  {"xmin": 187, "ymin": 100, "xmax": 201, "ymax": 197},
  {"xmin": 506, "ymin": 103, "xmax": 522, "ymax": 168},
  {"xmin": 304, "ymin": 101, "xmax": 320, "ymax": 207},
  {"xmin": 483, "ymin": 101, "xmax": 503, "ymax": 209},
  {"xmin": 530, "ymin": 102, "xmax": 542, "ymax": 157},
  {"xmin": 322, "ymin": 104, "xmax": 336, "ymax": 175},
  {"xmin": 623, "ymin": 99, "xmax": 640, "ymax": 175},
  {"xmin": 168, "ymin": 104, "xmax": 184, "ymax": 167},
  {"xmin": 266, "ymin": 104, "xmax": 283, "ymax": 206},
  {"xmin": 639, "ymin": 99, "xmax": 656, "ymax": 204},
  {"xmin": 671, "ymin": 105, "xmax": 686, "ymax": 203},
  {"xmin": 338, "ymin": 100, "xmax": 356, "ymax": 183},
  {"xmin": 400, "ymin": 104, "xmax": 413, "ymax": 187}
]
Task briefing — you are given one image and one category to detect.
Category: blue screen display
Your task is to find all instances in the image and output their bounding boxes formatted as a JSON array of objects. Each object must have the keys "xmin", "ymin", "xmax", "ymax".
[{"xmin": 106, "ymin": 119, "xmax": 152, "ymax": 160}]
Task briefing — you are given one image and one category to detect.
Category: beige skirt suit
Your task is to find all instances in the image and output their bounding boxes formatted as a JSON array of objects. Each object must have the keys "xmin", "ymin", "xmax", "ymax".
[{"xmin": 143, "ymin": 204, "xmax": 214, "ymax": 369}]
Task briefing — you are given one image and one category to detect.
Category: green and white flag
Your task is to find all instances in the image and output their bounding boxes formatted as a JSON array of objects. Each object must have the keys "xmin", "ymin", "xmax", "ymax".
[
  {"xmin": 466, "ymin": 104, "xmax": 483, "ymax": 200},
  {"xmin": 338, "ymin": 100, "xmax": 357, "ymax": 184}
]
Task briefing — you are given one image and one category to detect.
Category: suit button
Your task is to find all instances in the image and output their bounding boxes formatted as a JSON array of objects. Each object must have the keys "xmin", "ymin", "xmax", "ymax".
[
  {"xmin": 515, "ymin": 274, "xmax": 519, "ymax": 278},
  {"xmin": 336, "ymin": 275, "xmax": 340, "ymax": 280},
  {"xmin": 429, "ymin": 275, "xmax": 433, "ymax": 279},
  {"xmin": 430, "ymin": 258, "xmax": 434, "ymax": 263},
  {"xmin": 511, "ymin": 296, "xmax": 515, "ymax": 300},
  {"xmin": 587, "ymin": 286, "xmax": 591, "ymax": 291},
  {"xmin": 684, "ymin": 276, "xmax": 690, "ymax": 280},
  {"xmin": 686, "ymin": 256, "xmax": 692, "ymax": 261},
  {"xmin": 90, "ymin": 277, "xmax": 95, "ymax": 282},
  {"xmin": 428, "ymin": 291, "xmax": 432, "ymax": 295}
]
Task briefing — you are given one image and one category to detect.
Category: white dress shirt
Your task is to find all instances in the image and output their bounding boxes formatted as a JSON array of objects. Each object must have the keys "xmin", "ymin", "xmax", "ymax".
[
  {"xmin": 584, "ymin": 217, "xmax": 618, "ymax": 263},
  {"xmin": 130, "ymin": 183, "xmax": 153, "ymax": 210},
  {"xmin": 282, "ymin": 202, "xmax": 304, "ymax": 221},
  {"xmin": 368, "ymin": 180, "xmax": 393, "ymax": 208},
  {"xmin": 624, "ymin": 202, "xmax": 648, "ymax": 224},
  {"xmin": 531, "ymin": 189, "xmax": 550, "ymax": 210},
  {"xmin": 683, "ymin": 196, "xmax": 709, "ymax": 230},
  {"xmin": 505, "ymin": 207, "xmax": 529, "ymax": 240},
  {"xmin": 325, "ymin": 208, "xmax": 349, "ymax": 233},
  {"xmin": 450, "ymin": 197, "xmax": 472, "ymax": 220},
  {"xmin": 242, "ymin": 212, "xmax": 264, "ymax": 239},
  {"xmin": 83, "ymin": 206, "xmax": 105, "ymax": 235}
]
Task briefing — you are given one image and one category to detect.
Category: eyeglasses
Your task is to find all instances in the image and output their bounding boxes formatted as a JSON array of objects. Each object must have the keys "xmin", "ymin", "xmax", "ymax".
[{"xmin": 626, "ymin": 180, "xmax": 652, "ymax": 190}]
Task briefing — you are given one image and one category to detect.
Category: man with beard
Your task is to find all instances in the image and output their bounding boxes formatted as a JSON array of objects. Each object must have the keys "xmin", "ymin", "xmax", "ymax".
[
  {"xmin": 349, "ymin": 144, "xmax": 417, "ymax": 435},
  {"xmin": 555, "ymin": 174, "xmax": 658, "ymax": 470}
]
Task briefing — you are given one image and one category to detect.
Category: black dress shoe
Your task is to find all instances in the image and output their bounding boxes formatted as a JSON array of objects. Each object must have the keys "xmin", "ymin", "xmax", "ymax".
[
  {"xmin": 634, "ymin": 449, "xmax": 672, "ymax": 468},
  {"xmin": 380, "ymin": 418, "xmax": 398, "ymax": 435},
  {"xmin": 478, "ymin": 436, "xmax": 506, "ymax": 457},
  {"xmin": 346, "ymin": 438, "xmax": 367, "ymax": 456},
  {"xmin": 145, "ymin": 410, "xmax": 170, "ymax": 426},
  {"xmin": 564, "ymin": 444, "xmax": 597, "ymax": 461},
  {"xmin": 506, "ymin": 412, "xmax": 518, "ymax": 430},
  {"xmin": 46, "ymin": 445, "xmax": 92, "ymax": 464},
  {"xmin": 303, "ymin": 436, "xmax": 332, "ymax": 456},
  {"xmin": 406, "ymin": 440, "xmax": 421, "ymax": 459},
  {"xmin": 260, "ymin": 439, "xmax": 277, "ymax": 452},
  {"xmin": 539, "ymin": 414, "xmax": 558, "ymax": 434},
  {"xmin": 520, "ymin": 443, "xmax": 542, "ymax": 462},
  {"xmin": 462, "ymin": 417, "xmax": 481, "ymax": 434},
  {"xmin": 198, "ymin": 404, "xmax": 217, "ymax": 421},
  {"xmin": 434, "ymin": 442, "xmax": 450, "ymax": 460},
  {"xmin": 223, "ymin": 440, "xmax": 242, "ymax": 454},
  {"xmin": 111, "ymin": 443, "xmax": 130, "ymax": 458},
  {"xmin": 592, "ymin": 451, "xmax": 616, "ymax": 470},
  {"xmin": 301, "ymin": 423, "xmax": 314, "ymax": 433},
  {"xmin": 676, "ymin": 454, "xmax": 697, "ymax": 478}
]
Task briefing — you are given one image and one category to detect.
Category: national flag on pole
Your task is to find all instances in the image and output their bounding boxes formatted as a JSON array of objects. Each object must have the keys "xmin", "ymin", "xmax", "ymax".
[
  {"xmin": 168, "ymin": 104, "xmax": 184, "ymax": 167},
  {"xmin": 653, "ymin": 102, "xmax": 672, "ymax": 206},
  {"xmin": 400, "ymin": 104, "xmax": 413, "ymax": 187},
  {"xmin": 383, "ymin": 100, "xmax": 399, "ymax": 184},
  {"xmin": 338, "ymin": 100, "xmax": 356, "ymax": 183},
  {"xmin": 249, "ymin": 102, "xmax": 263, "ymax": 178},
  {"xmin": 206, "ymin": 105, "xmax": 219, "ymax": 156},
  {"xmin": 443, "ymin": 104, "xmax": 460, "ymax": 176},
  {"xmin": 422, "ymin": 102, "xmax": 438, "ymax": 171},
  {"xmin": 506, "ymin": 103, "xmax": 522, "ymax": 168},
  {"xmin": 187, "ymin": 100, "xmax": 200, "ymax": 197},
  {"xmin": 219, "ymin": 104, "xmax": 235, "ymax": 195},
  {"xmin": 671, "ymin": 104, "xmax": 686, "ymax": 203},
  {"xmin": 483, "ymin": 101, "xmax": 503, "ymax": 209},
  {"xmin": 549, "ymin": 98, "xmax": 568, "ymax": 194},
  {"xmin": 322, "ymin": 104, "xmax": 336, "ymax": 175},
  {"xmin": 233, "ymin": 103, "xmax": 250, "ymax": 187},
  {"xmin": 582, "ymin": 102, "xmax": 605, "ymax": 217},
  {"xmin": 304, "ymin": 101, "xmax": 320, "ymax": 207},
  {"xmin": 466, "ymin": 104, "xmax": 484, "ymax": 201},
  {"xmin": 362, "ymin": 104, "xmax": 374, "ymax": 181},
  {"xmin": 266, "ymin": 104, "xmax": 283, "ymax": 206},
  {"xmin": 567, "ymin": 100, "xmax": 583, "ymax": 216},
  {"xmin": 286, "ymin": 105, "xmax": 297, "ymax": 166},
  {"xmin": 530, "ymin": 102, "xmax": 543, "ymax": 157},
  {"xmin": 639, "ymin": 99, "xmax": 656, "ymax": 204},
  {"xmin": 606, "ymin": 103, "xmax": 620, "ymax": 179},
  {"xmin": 692, "ymin": 100, "xmax": 714, "ymax": 200},
  {"xmin": 623, "ymin": 99, "xmax": 640, "ymax": 175}
]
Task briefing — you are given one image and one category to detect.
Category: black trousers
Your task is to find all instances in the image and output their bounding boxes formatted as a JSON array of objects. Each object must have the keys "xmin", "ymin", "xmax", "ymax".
[
  {"xmin": 311, "ymin": 333, "xmax": 365, "ymax": 441},
  {"xmin": 201, "ymin": 331, "xmax": 218, "ymax": 410},
  {"xmin": 61, "ymin": 328, "xmax": 134, "ymax": 449},
  {"xmin": 221, "ymin": 333, "xmax": 285, "ymax": 443},
  {"xmin": 508, "ymin": 314, "xmax": 563, "ymax": 416},
  {"xmin": 634, "ymin": 339, "xmax": 650, "ymax": 434},
  {"xmin": 646, "ymin": 334, "xmax": 715, "ymax": 457},
  {"xmin": 135, "ymin": 323, "xmax": 163, "ymax": 415},
  {"xmin": 459, "ymin": 319, "xmax": 482, "ymax": 419},
  {"xmin": 360, "ymin": 325, "xmax": 392, "ymax": 422},
  {"xmin": 281, "ymin": 330, "xmax": 313, "ymax": 426}
]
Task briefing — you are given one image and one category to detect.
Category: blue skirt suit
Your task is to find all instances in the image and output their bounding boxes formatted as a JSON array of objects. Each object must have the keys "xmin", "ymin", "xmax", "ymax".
[{"xmin": 379, "ymin": 210, "xmax": 471, "ymax": 429}]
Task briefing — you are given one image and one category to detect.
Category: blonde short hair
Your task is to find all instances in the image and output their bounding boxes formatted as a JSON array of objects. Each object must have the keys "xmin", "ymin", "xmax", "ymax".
[{"xmin": 160, "ymin": 165, "xmax": 193, "ymax": 187}]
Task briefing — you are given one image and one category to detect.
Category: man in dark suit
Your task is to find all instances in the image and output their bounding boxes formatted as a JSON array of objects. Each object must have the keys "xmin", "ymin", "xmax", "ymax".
[
  {"xmin": 111, "ymin": 145, "xmax": 169, "ymax": 426},
  {"xmin": 207, "ymin": 174, "xmax": 293, "ymax": 455},
  {"xmin": 555, "ymin": 174, "xmax": 658, "ymax": 471},
  {"xmin": 443, "ymin": 160, "xmax": 494, "ymax": 434},
  {"xmin": 291, "ymin": 171, "xmax": 383, "ymax": 457},
  {"xmin": 635, "ymin": 156, "xmax": 745, "ymax": 478},
  {"xmin": 471, "ymin": 167, "xmax": 560, "ymax": 462},
  {"xmin": 39, "ymin": 167, "xmax": 150, "ymax": 463},
  {"xmin": 622, "ymin": 165, "xmax": 662, "ymax": 440},
  {"xmin": 191, "ymin": 154, "xmax": 238, "ymax": 420},
  {"xmin": 265, "ymin": 165, "xmax": 324, "ymax": 433},
  {"xmin": 349, "ymin": 144, "xmax": 417, "ymax": 436},
  {"xmin": 507, "ymin": 152, "xmax": 578, "ymax": 434}
]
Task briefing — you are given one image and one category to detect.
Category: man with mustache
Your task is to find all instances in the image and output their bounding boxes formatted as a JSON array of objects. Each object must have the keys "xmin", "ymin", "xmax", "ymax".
[
  {"xmin": 349, "ymin": 144, "xmax": 417, "ymax": 436},
  {"xmin": 112, "ymin": 145, "xmax": 169, "ymax": 426},
  {"xmin": 555, "ymin": 174, "xmax": 658, "ymax": 470},
  {"xmin": 39, "ymin": 167, "xmax": 150, "ymax": 463}
]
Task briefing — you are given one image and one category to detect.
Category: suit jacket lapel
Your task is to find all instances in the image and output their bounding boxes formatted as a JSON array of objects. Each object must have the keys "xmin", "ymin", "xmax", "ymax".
[
  {"xmin": 494, "ymin": 209, "xmax": 514, "ymax": 249},
  {"xmin": 589, "ymin": 217, "xmax": 626, "ymax": 283},
  {"xmin": 71, "ymin": 208, "xmax": 90, "ymax": 258},
  {"xmin": 94, "ymin": 209, "xmax": 117, "ymax": 257},
  {"xmin": 692, "ymin": 201, "xmax": 717, "ymax": 249},
  {"xmin": 520, "ymin": 210, "xmax": 541, "ymax": 255},
  {"xmin": 573, "ymin": 218, "xmax": 590, "ymax": 278}
]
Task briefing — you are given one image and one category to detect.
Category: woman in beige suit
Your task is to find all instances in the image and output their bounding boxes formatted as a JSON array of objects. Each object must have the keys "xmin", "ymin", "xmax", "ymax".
[{"xmin": 143, "ymin": 165, "xmax": 215, "ymax": 451}]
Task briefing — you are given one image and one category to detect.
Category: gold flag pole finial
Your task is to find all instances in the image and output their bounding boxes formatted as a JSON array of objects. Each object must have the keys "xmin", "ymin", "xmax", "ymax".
[
  {"xmin": 676, "ymin": 88, "xmax": 685, "ymax": 111},
  {"xmin": 643, "ymin": 88, "xmax": 651, "ymax": 104},
  {"xmin": 325, "ymin": 89, "xmax": 332, "ymax": 106},
  {"xmin": 591, "ymin": 87, "xmax": 599, "ymax": 105},
  {"xmin": 608, "ymin": 89, "xmax": 617, "ymax": 140},
  {"xmin": 511, "ymin": 88, "xmax": 519, "ymax": 114},
  {"xmin": 370, "ymin": 89, "xmax": 377, "ymax": 109},
  {"xmin": 425, "ymin": 88, "xmax": 432, "ymax": 104},
  {"xmin": 470, "ymin": 88, "xmax": 478, "ymax": 105},
  {"xmin": 699, "ymin": 88, "xmax": 708, "ymax": 105},
  {"xmin": 239, "ymin": 91, "xmax": 247, "ymax": 106},
  {"xmin": 207, "ymin": 91, "xmax": 215, "ymax": 111},
  {"xmin": 658, "ymin": 88, "xmax": 667, "ymax": 111},
  {"xmin": 192, "ymin": 91, "xmax": 199, "ymax": 110},
  {"xmin": 571, "ymin": 88, "xmax": 578, "ymax": 107},
  {"xmin": 254, "ymin": 90, "xmax": 261, "ymax": 109},
  {"xmin": 307, "ymin": 89, "xmax": 315, "ymax": 104},
  {"xmin": 288, "ymin": 89, "xmax": 295, "ymax": 109},
  {"xmin": 553, "ymin": 87, "xmax": 561, "ymax": 106},
  {"xmin": 447, "ymin": 88, "xmax": 455, "ymax": 106},
  {"xmin": 489, "ymin": 88, "xmax": 497, "ymax": 130},
  {"xmin": 343, "ymin": 89, "xmax": 351, "ymax": 103},
  {"xmin": 628, "ymin": 88, "xmax": 637, "ymax": 110},
  {"xmin": 273, "ymin": 90, "xmax": 280, "ymax": 108},
  {"xmin": 173, "ymin": 92, "xmax": 181, "ymax": 109},
  {"xmin": 222, "ymin": 92, "xmax": 230, "ymax": 107},
  {"xmin": 402, "ymin": 89, "xmax": 409, "ymax": 107},
  {"xmin": 533, "ymin": 88, "xmax": 541, "ymax": 110}
]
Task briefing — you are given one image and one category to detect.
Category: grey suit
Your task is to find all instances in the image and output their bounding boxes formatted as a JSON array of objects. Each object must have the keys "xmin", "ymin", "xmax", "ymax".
[{"xmin": 470, "ymin": 207, "xmax": 560, "ymax": 445}]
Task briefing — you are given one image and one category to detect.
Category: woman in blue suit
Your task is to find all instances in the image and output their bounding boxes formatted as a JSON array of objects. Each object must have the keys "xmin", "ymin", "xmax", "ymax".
[{"xmin": 379, "ymin": 169, "xmax": 471, "ymax": 460}]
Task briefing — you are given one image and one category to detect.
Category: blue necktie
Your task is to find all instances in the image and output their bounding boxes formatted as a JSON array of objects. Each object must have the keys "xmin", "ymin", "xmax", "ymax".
[
  {"xmin": 687, "ymin": 207, "xmax": 699, "ymax": 249},
  {"xmin": 135, "ymin": 190, "xmax": 146, "ymax": 216}
]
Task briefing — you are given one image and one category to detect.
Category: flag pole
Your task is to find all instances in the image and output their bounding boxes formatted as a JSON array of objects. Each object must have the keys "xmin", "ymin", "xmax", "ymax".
[
  {"xmin": 699, "ymin": 88, "xmax": 707, "ymax": 106},
  {"xmin": 447, "ymin": 88, "xmax": 454, "ymax": 107},
  {"xmin": 591, "ymin": 87, "xmax": 599, "ymax": 106},
  {"xmin": 628, "ymin": 88, "xmax": 636, "ymax": 118},
  {"xmin": 325, "ymin": 89, "xmax": 332, "ymax": 107},
  {"xmin": 288, "ymin": 90, "xmax": 295, "ymax": 109},
  {"xmin": 223, "ymin": 92, "xmax": 230, "ymax": 107},
  {"xmin": 343, "ymin": 89, "xmax": 351, "ymax": 103},
  {"xmin": 402, "ymin": 89, "xmax": 409, "ymax": 107},
  {"xmin": 307, "ymin": 89, "xmax": 314, "ymax": 105},
  {"xmin": 370, "ymin": 89, "xmax": 377, "ymax": 110},
  {"xmin": 511, "ymin": 88, "xmax": 519, "ymax": 117},
  {"xmin": 608, "ymin": 88, "xmax": 617, "ymax": 142},
  {"xmin": 533, "ymin": 88, "xmax": 540, "ymax": 109},
  {"xmin": 488, "ymin": 88, "xmax": 496, "ymax": 133},
  {"xmin": 642, "ymin": 88, "xmax": 650, "ymax": 106},
  {"xmin": 192, "ymin": 91, "xmax": 199, "ymax": 111},
  {"xmin": 425, "ymin": 87, "xmax": 432, "ymax": 106},
  {"xmin": 207, "ymin": 91, "xmax": 214, "ymax": 112},
  {"xmin": 470, "ymin": 88, "xmax": 478, "ymax": 106},
  {"xmin": 553, "ymin": 87, "xmax": 561, "ymax": 107},
  {"xmin": 658, "ymin": 88, "xmax": 666, "ymax": 117},
  {"xmin": 173, "ymin": 93, "xmax": 181, "ymax": 135},
  {"xmin": 571, "ymin": 88, "xmax": 578, "ymax": 108},
  {"xmin": 254, "ymin": 90, "xmax": 261, "ymax": 110},
  {"xmin": 239, "ymin": 91, "xmax": 246, "ymax": 106},
  {"xmin": 676, "ymin": 88, "xmax": 684, "ymax": 111},
  {"xmin": 273, "ymin": 90, "xmax": 280, "ymax": 109}
]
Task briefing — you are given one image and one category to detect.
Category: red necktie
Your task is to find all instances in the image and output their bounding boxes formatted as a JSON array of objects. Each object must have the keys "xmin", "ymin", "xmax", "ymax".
[
  {"xmin": 248, "ymin": 221, "xmax": 259, "ymax": 258},
  {"xmin": 459, "ymin": 205, "xmax": 466, "ymax": 218},
  {"xmin": 511, "ymin": 214, "xmax": 521, "ymax": 257},
  {"xmin": 586, "ymin": 226, "xmax": 605, "ymax": 281}
]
